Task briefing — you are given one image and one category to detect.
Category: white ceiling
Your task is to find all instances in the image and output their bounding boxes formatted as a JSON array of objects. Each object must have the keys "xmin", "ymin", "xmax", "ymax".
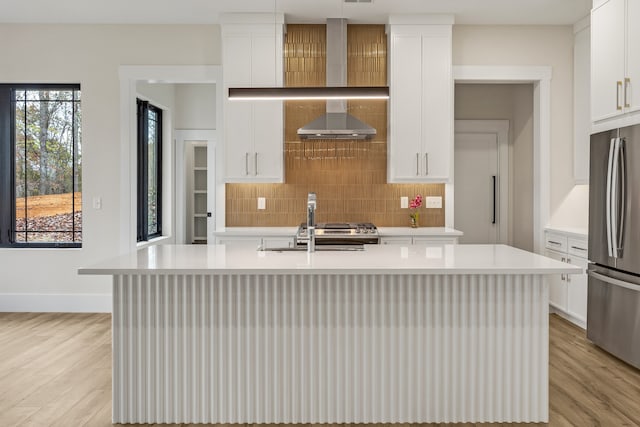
[{"xmin": 0, "ymin": 0, "xmax": 591, "ymax": 25}]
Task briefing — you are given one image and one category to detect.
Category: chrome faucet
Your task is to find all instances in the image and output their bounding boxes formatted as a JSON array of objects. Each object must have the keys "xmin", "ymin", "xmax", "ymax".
[{"xmin": 307, "ymin": 192, "xmax": 317, "ymax": 253}]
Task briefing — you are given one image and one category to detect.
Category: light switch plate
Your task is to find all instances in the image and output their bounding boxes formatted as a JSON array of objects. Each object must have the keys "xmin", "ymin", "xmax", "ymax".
[
  {"xmin": 92, "ymin": 196, "xmax": 102, "ymax": 210},
  {"xmin": 425, "ymin": 196, "xmax": 442, "ymax": 209},
  {"xmin": 257, "ymin": 197, "xmax": 266, "ymax": 210},
  {"xmin": 401, "ymin": 196, "xmax": 408, "ymax": 209}
]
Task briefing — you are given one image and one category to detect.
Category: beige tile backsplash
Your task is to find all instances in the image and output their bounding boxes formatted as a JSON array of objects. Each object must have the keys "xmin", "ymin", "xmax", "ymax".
[
  {"xmin": 225, "ymin": 24, "xmax": 446, "ymax": 227},
  {"xmin": 226, "ymin": 140, "xmax": 445, "ymax": 227}
]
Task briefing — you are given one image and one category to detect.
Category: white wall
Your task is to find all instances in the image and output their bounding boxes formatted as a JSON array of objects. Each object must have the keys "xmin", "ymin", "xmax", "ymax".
[
  {"xmin": 455, "ymin": 83, "xmax": 534, "ymax": 251},
  {"xmin": 0, "ymin": 24, "xmax": 220, "ymax": 311},
  {"xmin": 453, "ymin": 25, "xmax": 589, "ymax": 234},
  {"xmin": 175, "ymin": 84, "xmax": 217, "ymax": 129}
]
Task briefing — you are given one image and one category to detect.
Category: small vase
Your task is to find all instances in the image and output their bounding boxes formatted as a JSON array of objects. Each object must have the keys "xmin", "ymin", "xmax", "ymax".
[{"xmin": 410, "ymin": 213, "xmax": 419, "ymax": 228}]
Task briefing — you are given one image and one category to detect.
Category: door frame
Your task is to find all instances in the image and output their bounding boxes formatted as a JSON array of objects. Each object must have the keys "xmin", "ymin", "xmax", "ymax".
[
  {"xmin": 455, "ymin": 120, "xmax": 510, "ymax": 245},
  {"xmin": 452, "ymin": 65, "xmax": 551, "ymax": 253},
  {"xmin": 118, "ymin": 65, "xmax": 224, "ymax": 253},
  {"xmin": 175, "ymin": 130, "xmax": 217, "ymax": 244}
]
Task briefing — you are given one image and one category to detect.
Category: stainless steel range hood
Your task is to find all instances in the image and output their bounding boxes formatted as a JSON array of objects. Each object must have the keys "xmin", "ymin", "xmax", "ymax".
[{"xmin": 297, "ymin": 19, "xmax": 377, "ymax": 140}]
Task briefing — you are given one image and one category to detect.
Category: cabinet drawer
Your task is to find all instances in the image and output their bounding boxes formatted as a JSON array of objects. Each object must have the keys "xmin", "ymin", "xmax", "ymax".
[
  {"xmin": 567, "ymin": 237, "xmax": 588, "ymax": 259},
  {"xmin": 381, "ymin": 237, "xmax": 413, "ymax": 245},
  {"xmin": 545, "ymin": 232, "xmax": 568, "ymax": 252}
]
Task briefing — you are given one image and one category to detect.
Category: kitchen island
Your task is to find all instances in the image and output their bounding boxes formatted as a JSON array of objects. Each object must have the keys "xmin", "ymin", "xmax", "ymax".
[{"xmin": 79, "ymin": 243, "xmax": 579, "ymax": 424}]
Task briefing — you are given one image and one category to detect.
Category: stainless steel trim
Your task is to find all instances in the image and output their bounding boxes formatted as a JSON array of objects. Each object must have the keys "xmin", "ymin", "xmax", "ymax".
[
  {"xmin": 245, "ymin": 152, "xmax": 250, "ymax": 175},
  {"xmin": 624, "ymin": 77, "xmax": 631, "ymax": 108},
  {"xmin": 416, "ymin": 153, "xmax": 420, "ymax": 176},
  {"xmin": 617, "ymin": 81, "xmax": 623, "ymax": 110},
  {"xmin": 606, "ymin": 139, "xmax": 615, "ymax": 257},
  {"xmin": 424, "ymin": 153, "xmax": 429, "ymax": 175},
  {"xmin": 588, "ymin": 270, "xmax": 640, "ymax": 293}
]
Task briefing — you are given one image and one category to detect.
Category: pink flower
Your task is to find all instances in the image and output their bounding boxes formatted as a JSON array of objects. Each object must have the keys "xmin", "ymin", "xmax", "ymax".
[{"xmin": 410, "ymin": 194, "xmax": 422, "ymax": 210}]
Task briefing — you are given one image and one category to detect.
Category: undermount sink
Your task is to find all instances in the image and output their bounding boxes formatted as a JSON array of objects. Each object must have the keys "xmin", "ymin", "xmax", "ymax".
[{"xmin": 259, "ymin": 244, "xmax": 365, "ymax": 252}]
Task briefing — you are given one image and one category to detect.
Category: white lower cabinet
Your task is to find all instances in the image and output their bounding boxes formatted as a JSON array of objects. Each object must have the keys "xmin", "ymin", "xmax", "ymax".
[
  {"xmin": 413, "ymin": 237, "xmax": 458, "ymax": 245},
  {"xmin": 544, "ymin": 229, "xmax": 588, "ymax": 328},
  {"xmin": 544, "ymin": 249, "xmax": 568, "ymax": 311},
  {"xmin": 215, "ymin": 236, "xmax": 262, "ymax": 247},
  {"xmin": 381, "ymin": 237, "xmax": 413, "ymax": 246},
  {"xmin": 215, "ymin": 235, "xmax": 294, "ymax": 248},
  {"xmin": 381, "ymin": 236, "xmax": 458, "ymax": 245},
  {"xmin": 567, "ymin": 256, "xmax": 588, "ymax": 322}
]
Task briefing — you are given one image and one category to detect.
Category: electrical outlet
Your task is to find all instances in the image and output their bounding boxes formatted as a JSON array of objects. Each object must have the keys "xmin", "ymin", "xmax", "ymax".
[
  {"xmin": 425, "ymin": 196, "xmax": 442, "ymax": 209},
  {"xmin": 401, "ymin": 196, "xmax": 409, "ymax": 209},
  {"xmin": 257, "ymin": 197, "xmax": 266, "ymax": 210}
]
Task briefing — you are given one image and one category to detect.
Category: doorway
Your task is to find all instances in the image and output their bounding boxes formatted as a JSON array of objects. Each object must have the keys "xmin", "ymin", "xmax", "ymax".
[
  {"xmin": 175, "ymin": 130, "xmax": 217, "ymax": 244},
  {"xmin": 454, "ymin": 82, "xmax": 534, "ymax": 250},
  {"xmin": 455, "ymin": 120, "xmax": 509, "ymax": 244},
  {"xmin": 452, "ymin": 67, "xmax": 549, "ymax": 252},
  {"xmin": 119, "ymin": 66, "xmax": 223, "ymax": 252}
]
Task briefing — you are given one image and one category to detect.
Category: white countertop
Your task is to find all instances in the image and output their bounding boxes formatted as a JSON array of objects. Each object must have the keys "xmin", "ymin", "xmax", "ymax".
[
  {"xmin": 211, "ymin": 226, "xmax": 463, "ymax": 237},
  {"xmin": 211, "ymin": 227, "xmax": 297, "ymax": 237},
  {"xmin": 544, "ymin": 226, "xmax": 588, "ymax": 238},
  {"xmin": 79, "ymin": 243, "xmax": 579, "ymax": 276}
]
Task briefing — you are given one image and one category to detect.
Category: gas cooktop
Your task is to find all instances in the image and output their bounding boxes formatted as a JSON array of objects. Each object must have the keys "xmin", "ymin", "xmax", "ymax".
[{"xmin": 296, "ymin": 222, "xmax": 379, "ymax": 245}]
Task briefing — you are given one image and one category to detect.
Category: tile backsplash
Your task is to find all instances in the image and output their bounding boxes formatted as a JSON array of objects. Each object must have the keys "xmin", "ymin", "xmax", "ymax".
[
  {"xmin": 226, "ymin": 140, "xmax": 445, "ymax": 227},
  {"xmin": 225, "ymin": 24, "xmax": 445, "ymax": 227}
]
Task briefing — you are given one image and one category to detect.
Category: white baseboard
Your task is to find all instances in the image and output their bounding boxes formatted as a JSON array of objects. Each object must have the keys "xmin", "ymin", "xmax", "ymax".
[
  {"xmin": 0, "ymin": 293, "xmax": 111, "ymax": 313},
  {"xmin": 549, "ymin": 304, "xmax": 586, "ymax": 329}
]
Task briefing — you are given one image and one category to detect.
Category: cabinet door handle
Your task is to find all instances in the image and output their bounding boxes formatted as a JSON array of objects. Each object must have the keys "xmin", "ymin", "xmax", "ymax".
[
  {"xmin": 570, "ymin": 245, "xmax": 587, "ymax": 252},
  {"xmin": 254, "ymin": 152, "xmax": 258, "ymax": 176},
  {"xmin": 548, "ymin": 240, "xmax": 562, "ymax": 246},
  {"xmin": 561, "ymin": 257, "xmax": 566, "ymax": 281},
  {"xmin": 424, "ymin": 153, "xmax": 429, "ymax": 175},
  {"xmin": 416, "ymin": 153, "xmax": 420, "ymax": 176},
  {"xmin": 617, "ymin": 81, "xmax": 623, "ymax": 110},
  {"xmin": 245, "ymin": 152, "xmax": 249, "ymax": 175},
  {"xmin": 624, "ymin": 78, "xmax": 631, "ymax": 108},
  {"xmin": 492, "ymin": 175, "xmax": 497, "ymax": 224}
]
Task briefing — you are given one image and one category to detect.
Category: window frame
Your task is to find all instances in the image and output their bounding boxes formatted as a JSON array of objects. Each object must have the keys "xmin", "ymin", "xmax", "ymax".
[
  {"xmin": 136, "ymin": 99, "xmax": 163, "ymax": 242},
  {"xmin": 0, "ymin": 83, "xmax": 82, "ymax": 248}
]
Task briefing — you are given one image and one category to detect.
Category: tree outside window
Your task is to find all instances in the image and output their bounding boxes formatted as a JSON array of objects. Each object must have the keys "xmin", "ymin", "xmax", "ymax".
[
  {"xmin": 0, "ymin": 85, "xmax": 82, "ymax": 247},
  {"xmin": 137, "ymin": 99, "xmax": 162, "ymax": 242}
]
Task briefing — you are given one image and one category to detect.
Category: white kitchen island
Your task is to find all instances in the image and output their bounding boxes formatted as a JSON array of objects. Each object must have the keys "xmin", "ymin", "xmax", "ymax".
[{"xmin": 79, "ymin": 243, "xmax": 579, "ymax": 424}]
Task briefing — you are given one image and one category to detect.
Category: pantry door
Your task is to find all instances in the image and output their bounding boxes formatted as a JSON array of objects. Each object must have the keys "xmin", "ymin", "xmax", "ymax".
[{"xmin": 454, "ymin": 120, "xmax": 509, "ymax": 244}]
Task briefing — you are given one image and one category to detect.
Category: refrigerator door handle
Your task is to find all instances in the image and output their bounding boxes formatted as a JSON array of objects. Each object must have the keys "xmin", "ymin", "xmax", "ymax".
[
  {"xmin": 606, "ymin": 138, "xmax": 616, "ymax": 257},
  {"xmin": 611, "ymin": 138, "xmax": 622, "ymax": 259},
  {"xmin": 616, "ymin": 139, "xmax": 626, "ymax": 258},
  {"xmin": 588, "ymin": 270, "xmax": 640, "ymax": 293}
]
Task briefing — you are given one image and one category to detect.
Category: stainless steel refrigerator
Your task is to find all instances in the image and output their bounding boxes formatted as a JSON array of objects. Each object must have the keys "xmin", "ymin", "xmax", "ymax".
[{"xmin": 588, "ymin": 124, "xmax": 640, "ymax": 369}]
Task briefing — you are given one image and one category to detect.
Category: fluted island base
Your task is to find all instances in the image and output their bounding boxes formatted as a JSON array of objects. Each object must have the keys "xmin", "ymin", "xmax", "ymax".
[{"xmin": 111, "ymin": 273, "xmax": 548, "ymax": 424}]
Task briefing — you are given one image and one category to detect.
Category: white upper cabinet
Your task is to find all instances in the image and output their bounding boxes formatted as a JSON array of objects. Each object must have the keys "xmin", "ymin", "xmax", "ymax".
[
  {"xmin": 388, "ymin": 17, "xmax": 454, "ymax": 182},
  {"xmin": 221, "ymin": 15, "xmax": 284, "ymax": 183},
  {"xmin": 591, "ymin": 0, "xmax": 640, "ymax": 124},
  {"xmin": 626, "ymin": 0, "xmax": 640, "ymax": 112},
  {"xmin": 573, "ymin": 17, "xmax": 590, "ymax": 184}
]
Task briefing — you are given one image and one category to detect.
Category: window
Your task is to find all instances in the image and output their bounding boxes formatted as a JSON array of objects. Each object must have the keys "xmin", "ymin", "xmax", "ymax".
[
  {"xmin": 0, "ymin": 84, "xmax": 82, "ymax": 248},
  {"xmin": 136, "ymin": 99, "xmax": 162, "ymax": 242}
]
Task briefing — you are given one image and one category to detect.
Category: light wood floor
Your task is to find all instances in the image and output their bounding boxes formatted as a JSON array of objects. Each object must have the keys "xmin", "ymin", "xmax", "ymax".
[{"xmin": 1, "ymin": 313, "xmax": 639, "ymax": 427}]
